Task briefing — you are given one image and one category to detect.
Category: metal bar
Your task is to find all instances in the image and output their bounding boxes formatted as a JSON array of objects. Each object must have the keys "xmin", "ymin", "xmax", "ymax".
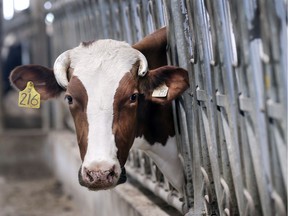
[
  {"xmin": 196, "ymin": 88, "xmax": 207, "ymax": 102},
  {"xmin": 213, "ymin": 0, "xmax": 250, "ymax": 214},
  {"xmin": 271, "ymin": 121, "xmax": 287, "ymax": 192},
  {"xmin": 215, "ymin": 92, "xmax": 227, "ymax": 108},
  {"xmin": 126, "ymin": 166, "xmax": 184, "ymax": 213},
  {"xmin": 239, "ymin": 95, "xmax": 253, "ymax": 112},
  {"xmin": 194, "ymin": 1, "xmax": 234, "ymax": 215},
  {"xmin": 0, "ymin": 0, "xmax": 3, "ymax": 134},
  {"xmin": 266, "ymin": 100, "xmax": 285, "ymax": 120},
  {"xmin": 165, "ymin": 0, "xmax": 196, "ymax": 212}
]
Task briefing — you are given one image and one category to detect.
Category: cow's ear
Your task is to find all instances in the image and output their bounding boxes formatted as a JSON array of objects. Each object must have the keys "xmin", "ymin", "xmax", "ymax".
[
  {"xmin": 10, "ymin": 65, "xmax": 64, "ymax": 100},
  {"xmin": 133, "ymin": 27, "xmax": 167, "ymax": 69},
  {"xmin": 139, "ymin": 66, "xmax": 189, "ymax": 104}
]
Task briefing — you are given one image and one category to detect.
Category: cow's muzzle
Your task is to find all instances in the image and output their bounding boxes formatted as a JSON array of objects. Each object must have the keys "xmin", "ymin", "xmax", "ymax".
[{"xmin": 78, "ymin": 166, "xmax": 127, "ymax": 190}]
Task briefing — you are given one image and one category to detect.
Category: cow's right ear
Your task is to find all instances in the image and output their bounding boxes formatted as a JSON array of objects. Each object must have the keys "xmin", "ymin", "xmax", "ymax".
[{"xmin": 10, "ymin": 65, "xmax": 64, "ymax": 100}]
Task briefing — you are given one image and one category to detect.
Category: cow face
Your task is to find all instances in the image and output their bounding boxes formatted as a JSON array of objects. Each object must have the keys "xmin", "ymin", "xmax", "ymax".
[{"xmin": 9, "ymin": 28, "xmax": 189, "ymax": 190}]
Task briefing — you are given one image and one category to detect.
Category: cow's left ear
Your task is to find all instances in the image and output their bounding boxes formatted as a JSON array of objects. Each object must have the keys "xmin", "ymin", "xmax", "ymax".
[{"xmin": 139, "ymin": 66, "xmax": 189, "ymax": 104}]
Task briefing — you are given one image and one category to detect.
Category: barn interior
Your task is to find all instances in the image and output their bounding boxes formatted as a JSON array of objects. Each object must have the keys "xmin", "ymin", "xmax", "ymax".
[
  {"xmin": 0, "ymin": 0, "xmax": 287, "ymax": 216},
  {"xmin": 0, "ymin": 1, "xmax": 180, "ymax": 216}
]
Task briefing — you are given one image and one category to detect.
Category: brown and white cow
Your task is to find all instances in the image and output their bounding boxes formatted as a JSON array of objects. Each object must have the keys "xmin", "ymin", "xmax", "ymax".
[{"xmin": 9, "ymin": 28, "xmax": 189, "ymax": 193}]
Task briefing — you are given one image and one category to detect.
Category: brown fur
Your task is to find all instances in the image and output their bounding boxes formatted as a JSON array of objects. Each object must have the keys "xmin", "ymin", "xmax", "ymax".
[
  {"xmin": 112, "ymin": 73, "xmax": 138, "ymax": 166},
  {"xmin": 133, "ymin": 27, "xmax": 167, "ymax": 69},
  {"xmin": 66, "ymin": 76, "xmax": 89, "ymax": 160},
  {"xmin": 81, "ymin": 40, "xmax": 96, "ymax": 47},
  {"xmin": 10, "ymin": 65, "xmax": 63, "ymax": 100},
  {"xmin": 112, "ymin": 65, "xmax": 189, "ymax": 166}
]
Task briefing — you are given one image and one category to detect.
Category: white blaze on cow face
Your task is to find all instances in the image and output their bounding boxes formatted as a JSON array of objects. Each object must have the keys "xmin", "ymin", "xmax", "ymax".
[{"xmin": 63, "ymin": 40, "xmax": 146, "ymax": 189}]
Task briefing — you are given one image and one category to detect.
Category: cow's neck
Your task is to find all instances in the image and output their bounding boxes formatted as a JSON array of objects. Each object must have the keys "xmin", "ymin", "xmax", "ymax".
[
  {"xmin": 136, "ymin": 101, "xmax": 175, "ymax": 144},
  {"xmin": 133, "ymin": 103, "xmax": 184, "ymax": 194},
  {"xmin": 133, "ymin": 136, "xmax": 184, "ymax": 194}
]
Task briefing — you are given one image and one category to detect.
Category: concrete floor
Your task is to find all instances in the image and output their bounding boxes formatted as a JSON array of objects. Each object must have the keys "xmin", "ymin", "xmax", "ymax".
[
  {"xmin": 0, "ymin": 134, "xmax": 81, "ymax": 216},
  {"xmin": 0, "ymin": 131, "xmax": 182, "ymax": 216}
]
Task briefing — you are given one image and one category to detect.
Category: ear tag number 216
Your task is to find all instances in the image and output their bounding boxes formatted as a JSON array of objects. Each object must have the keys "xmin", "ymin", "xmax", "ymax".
[{"xmin": 18, "ymin": 81, "xmax": 41, "ymax": 109}]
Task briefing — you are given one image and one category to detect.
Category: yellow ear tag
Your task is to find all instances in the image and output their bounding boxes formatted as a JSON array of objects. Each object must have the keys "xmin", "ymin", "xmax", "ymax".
[{"xmin": 18, "ymin": 81, "xmax": 41, "ymax": 109}]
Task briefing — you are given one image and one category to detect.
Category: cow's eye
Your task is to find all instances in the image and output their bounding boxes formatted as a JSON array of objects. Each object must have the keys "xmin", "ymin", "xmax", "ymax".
[
  {"xmin": 130, "ymin": 93, "xmax": 138, "ymax": 103},
  {"xmin": 65, "ymin": 95, "xmax": 73, "ymax": 105}
]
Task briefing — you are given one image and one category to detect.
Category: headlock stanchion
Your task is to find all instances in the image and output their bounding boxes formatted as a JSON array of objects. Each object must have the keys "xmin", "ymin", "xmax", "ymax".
[{"xmin": 4, "ymin": 0, "xmax": 286, "ymax": 215}]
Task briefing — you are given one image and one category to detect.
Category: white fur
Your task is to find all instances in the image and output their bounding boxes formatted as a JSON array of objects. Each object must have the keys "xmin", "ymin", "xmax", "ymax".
[
  {"xmin": 133, "ymin": 136, "xmax": 184, "ymax": 194},
  {"xmin": 69, "ymin": 40, "xmax": 143, "ymax": 172}
]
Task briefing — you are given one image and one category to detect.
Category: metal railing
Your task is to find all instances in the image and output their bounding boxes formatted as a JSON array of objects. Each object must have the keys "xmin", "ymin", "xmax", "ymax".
[
  {"xmin": 49, "ymin": 0, "xmax": 287, "ymax": 215},
  {"xmin": 167, "ymin": 0, "xmax": 287, "ymax": 215},
  {"xmin": 4, "ymin": 0, "xmax": 286, "ymax": 215}
]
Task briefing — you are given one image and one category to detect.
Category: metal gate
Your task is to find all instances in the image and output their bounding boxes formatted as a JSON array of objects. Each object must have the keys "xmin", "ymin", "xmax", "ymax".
[
  {"xmin": 46, "ymin": 0, "xmax": 287, "ymax": 215},
  {"xmin": 167, "ymin": 0, "xmax": 287, "ymax": 215}
]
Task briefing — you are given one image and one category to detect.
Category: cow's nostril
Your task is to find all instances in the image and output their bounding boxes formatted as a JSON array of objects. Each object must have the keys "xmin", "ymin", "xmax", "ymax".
[
  {"xmin": 84, "ymin": 167, "xmax": 95, "ymax": 183},
  {"xmin": 107, "ymin": 170, "xmax": 115, "ymax": 178},
  {"xmin": 106, "ymin": 165, "xmax": 117, "ymax": 182},
  {"xmin": 87, "ymin": 171, "xmax": 94, "ymax": 182}
]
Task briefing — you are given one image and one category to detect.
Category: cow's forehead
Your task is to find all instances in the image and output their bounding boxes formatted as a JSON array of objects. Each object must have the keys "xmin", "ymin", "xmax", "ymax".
[
  {"xmin": 71, "ymin": 39, "xmax": 138, "ymax": 78},
  {"xmin": 70, "ymin": 39, "xmax": 138, "ymax": 110}
]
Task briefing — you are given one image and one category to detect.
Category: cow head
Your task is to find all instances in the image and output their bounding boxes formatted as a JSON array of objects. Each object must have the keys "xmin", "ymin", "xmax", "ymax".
[{"xmin": 9, "ymin": 28, "xmax": 189, "ymax": 190}]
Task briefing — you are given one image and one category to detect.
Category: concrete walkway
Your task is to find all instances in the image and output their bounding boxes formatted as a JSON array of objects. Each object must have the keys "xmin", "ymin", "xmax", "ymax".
[
  {"xmin": 0, "ymin": 132, "xmax": 181, "ymax": 216},
  {"xmin": 0, "ymin": 134, "xmax": 81, "ymax": 216}
]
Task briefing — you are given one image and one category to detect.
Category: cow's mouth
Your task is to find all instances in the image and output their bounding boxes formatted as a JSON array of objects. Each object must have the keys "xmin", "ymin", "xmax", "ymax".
[
  {"xmin": 116, "ymin": 167, "xmax": 127, "ymax": 185},
  {"xmin": 78, "ymin": 166, "xmax": 127, "ymax": 190}
]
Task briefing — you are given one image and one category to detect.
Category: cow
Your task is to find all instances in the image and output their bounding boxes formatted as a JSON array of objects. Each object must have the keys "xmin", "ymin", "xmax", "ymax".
[{"xmin": 9, "ymin": 28, "xmax": 189, "ymax": 194}]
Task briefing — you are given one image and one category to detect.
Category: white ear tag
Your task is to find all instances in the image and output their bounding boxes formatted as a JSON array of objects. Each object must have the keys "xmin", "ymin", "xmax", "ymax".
[{"xmin": 152, "ymin": 84, "xmax": 169, "ymax": 98}]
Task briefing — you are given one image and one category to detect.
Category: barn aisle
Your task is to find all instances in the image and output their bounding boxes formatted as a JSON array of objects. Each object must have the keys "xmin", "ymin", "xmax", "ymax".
[{"xmin": 0, "ymin": 134, "xmax": 81, "ymax": 216}]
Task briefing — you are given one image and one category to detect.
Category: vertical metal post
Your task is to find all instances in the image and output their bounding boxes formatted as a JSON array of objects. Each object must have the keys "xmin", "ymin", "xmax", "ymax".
[
  {"xmin": 0, "ymin": 0, "xmax": 3, "ymax": 134},
  {"xmin": 30, "ymin": 0, "xmax": 50, "ymax": 132},
  {"xmin": 165, "ymin": 0, "xmax": 195, "ymax": 211},
  {"xmin": 30, "ymin": 0, "xmax": 48, "ymax": 66}
]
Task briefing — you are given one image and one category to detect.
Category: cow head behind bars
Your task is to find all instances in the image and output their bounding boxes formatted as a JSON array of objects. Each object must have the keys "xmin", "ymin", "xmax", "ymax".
[{"xmin": 9, "ymin": 28, "xmax": 189, "ymax": 193}]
